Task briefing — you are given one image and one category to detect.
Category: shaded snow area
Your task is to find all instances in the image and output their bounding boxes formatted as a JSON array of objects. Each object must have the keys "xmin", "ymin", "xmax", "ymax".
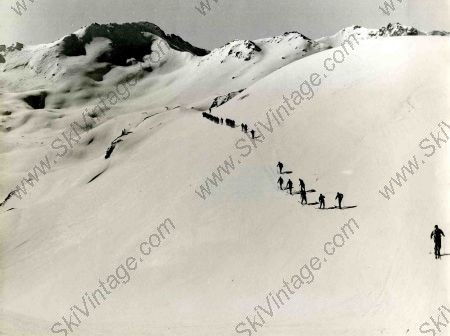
[{"xmin": 0, "ymin": 22, "xmax": 449, "ymax": 336}]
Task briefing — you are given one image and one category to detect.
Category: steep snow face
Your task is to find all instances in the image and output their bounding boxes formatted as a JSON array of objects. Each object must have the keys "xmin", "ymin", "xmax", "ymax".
[
  {"xmin": 0, "ymin": 23, "xmax": 207, "ymax": 90},
  {"xmin": 316, "ymin": 25, "xmax": 377, "ymax": 47},
  {"xmin": 1, "ymin": 36, "xmax": 449, "ymax": 336},
  {"xmin": 0, "ymin": 23, "xmax": 443, "ymax": 111},
  {"xmin": 0, "ymin": 28, "xmax": 329, "ymax": 113},
  {"xmin": 200, "ymin": 32, "xmax": 323, "ymax": 65}
]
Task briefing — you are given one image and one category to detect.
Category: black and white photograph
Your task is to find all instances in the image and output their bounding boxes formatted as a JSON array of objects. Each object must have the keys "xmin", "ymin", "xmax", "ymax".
[{"xmin": 0, "ymin": 1, "xmax": 449, "ymax": 335}]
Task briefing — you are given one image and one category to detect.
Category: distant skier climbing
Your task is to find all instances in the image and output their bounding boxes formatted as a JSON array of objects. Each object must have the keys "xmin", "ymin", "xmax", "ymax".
[
  {"xmin": 431, "ymin": 225, "xmax": 445, "ymax": 259},
  {"xmin": 241, "ymin": 123, "xmax": 245, "ymax": 132},
  {"xmin": 244, "ymin": 124, "xmax": 248, "ymax": 133},
  {"xmin": 277, "ymin": 176, "xmax": 284, "ymax": 190},
  {"xmin": 319, "ymin": 194, "xmax": 325, "ymax": 209},
  {"xmin": 299, "ymin": 178, "xmax": 305, "ymax": 191},
  {"xmin": 251, "ymin": 130, "xmax": 255, "ymax": 139},
  {"xmin": 277, "ymin": 161, "xmax": 284, "ymax": 174},
  {"xmin": 286, "ymin": 179, "xmax": 293, "ymax": 195},
  {"xmin": 335, "ymin": 192, "xmax": 344, "ymax": 209},
  {"xmin": 300, "ymin": 189, "xmax": 307, "ymax": 205}
]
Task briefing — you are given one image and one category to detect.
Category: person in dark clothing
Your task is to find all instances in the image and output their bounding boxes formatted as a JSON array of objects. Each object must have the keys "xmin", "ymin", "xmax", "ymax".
[
  {"xmin": 220, "ymin": 118, "xmax": 224, "ymax": 124},
  {"xmin": 299, "ymin": 179, "xmax": 305, "ymax": 191},
  {"xmin": 319, "ymin": 194, "xmax": 325, "ymax": 209},
  {"xmin": 251, "ymin": 130, "xmax": 255, "ymax": 139},
  {"xmin": 335, "ymin": 192, "xmax": 344, "ymax": 209},
  {"xmin": 431, "ymin": 225, "xmax": 445, "ymax": 259},
  {"xmin": 244, "ymin": 124, "xmax": 248, "ymax": 133},
  {"xmin": 241, "ymin": 123, "xmax": 244, "ymax": 132},
  {"xmin": 277, "ymin": 161, "xmax": 283, "ymax": 174},
  {"xmin": 286, "ymin": 179, "xmax": 293, "ymax": 195},
  {"xmin": 277, "ymin": 176, "xmax": 284, "ymax": 190},
  {"xmin": 300, "ymin": 190, "xmax": 307, "ymax": 205}
]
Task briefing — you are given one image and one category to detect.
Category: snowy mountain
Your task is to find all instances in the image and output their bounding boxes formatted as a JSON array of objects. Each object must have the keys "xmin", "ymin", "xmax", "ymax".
[
  {"xmin": 0, "ymin": 21, "xmax": 449, "ymax": 336},
  {"xmin": 0, "ymin": 22, "xmax": 439, "ymax": 106}
]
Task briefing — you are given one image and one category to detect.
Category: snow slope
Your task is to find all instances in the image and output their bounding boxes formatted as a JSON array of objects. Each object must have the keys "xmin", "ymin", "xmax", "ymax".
[{"xmin": 1, "ymin": 27, "xmax": 450, "ymax": 336}]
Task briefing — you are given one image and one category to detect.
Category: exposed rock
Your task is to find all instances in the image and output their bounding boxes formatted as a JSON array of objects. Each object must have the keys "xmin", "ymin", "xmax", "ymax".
[
  {"xmin": 60, "ymin": 22, "xmax": 209, "ymax": 66},
  {"xmin": 23, "ymin": 92, "xmax": 48, "ymax": 109},
  {"xmin": 210, "ymin": 89, "xmax": 245, "ymax": 109}
]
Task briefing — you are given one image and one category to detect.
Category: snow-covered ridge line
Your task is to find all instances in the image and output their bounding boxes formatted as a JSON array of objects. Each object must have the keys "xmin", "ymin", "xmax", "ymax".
[{"xmin": 0, "ymin": 22, "xmax": 448, "ymax": 110}]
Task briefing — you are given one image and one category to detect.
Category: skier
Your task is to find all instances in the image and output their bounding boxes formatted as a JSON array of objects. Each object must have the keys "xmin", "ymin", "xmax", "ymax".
[
  {"xmin": 277, "ymin": 176, "xmax": 284, "ymax": 190},
  {"xmin": 277, "ymin": 161, "xmax": 283, "ymax": 174},
  {"xmin": 300, "ymin": 189, "xmax": 307, "ymax": 205},
  {"xmin": 299, "ymin": 178, "xmax": 305, "ymax": 191},
  {"xmin": 241, "ymin": 123, "xmax": 244, "ymax": 132},
  {"xmin": 319, "ymin": 194, "xmax": 325, "ymax": 209},
  {"xmin": 244, "ymin": 124, "xmax": 248, "ymax": 133},
  {"xmin": 251, "ymin": 130, "xmax": 255, "ymax": 139},
  {"xmin": 220, "ymin": 118, "xmax": 224, "ymax": 124},
  {"xmin": 286, "ymin": 179, "xmax": 293, "ymax": 195},
  {"xmin": 335, "ymin": 192, "xmax": 344, "ymax": 209},
  {"xmin": 431, "ymin": 225, "xmax": 446, "ymax": 259}
]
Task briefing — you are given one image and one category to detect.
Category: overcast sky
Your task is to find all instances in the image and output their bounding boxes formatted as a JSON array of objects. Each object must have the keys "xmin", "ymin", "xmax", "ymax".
[{"xmin": 0, "ymin": 0, "xmax": 449, "ymax": 49}]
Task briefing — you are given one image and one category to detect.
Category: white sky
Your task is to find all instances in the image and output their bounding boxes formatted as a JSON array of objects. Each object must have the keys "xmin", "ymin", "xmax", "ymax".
[{"xmin": 0, "ymin": 0, "xmax": 449, "ymax": 49}]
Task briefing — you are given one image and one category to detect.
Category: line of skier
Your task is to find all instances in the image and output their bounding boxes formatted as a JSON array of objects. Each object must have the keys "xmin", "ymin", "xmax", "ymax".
[
  {"xmin": 202, "ymin": 111, "xmax": 237, "ymax": 128},
  {"xmin": 276, "ymin": 161, "xmax": 344, "ymax": 210},
  {"xmin": 201, "ymin": 110, "xmax": 446, "ymax": 260},
  {"xmin": 203, "ymin": 108, "xmax": 256, "ymax": 139},
  {"xmin": 240, "ymin": 123, "xmax": 256, "ymax": 139},
  {"xmin": 202, "ymin": 111, "xmax": 222, "ymax": 124}
]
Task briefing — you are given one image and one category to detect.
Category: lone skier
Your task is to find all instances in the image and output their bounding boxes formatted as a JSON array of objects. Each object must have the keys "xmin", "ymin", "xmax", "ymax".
[
  {"xmin": 335, "ymin": 192, "xmax": 344, "ymax": 209},
  {"xmin": 251, "ymin": 130, "xmax": 255, "ymax": 139},
  {"xmin": 300, "ymin": 189, "xmax": 307, "ymax": 205},
  {"xmin": 277, "ymin": 176, "xmax": 284, "ymax": 190},
  {"xmin": 286, "ymin": 179, "xmax": 293, "ymax": 195},
  {"xmin": 319, "ymin": 194, "xmax": 325, "ymax": 209},
  {"xmin": 299, "ymin": 179, "xmax": 305, "ymax": 191},
  {"xmin": 277, "ymin": 162, "xmax": 283, "ymax": 174},
  {"xmin": 431, "ymin": 225, "xmax": 445, "ymax": 259}
]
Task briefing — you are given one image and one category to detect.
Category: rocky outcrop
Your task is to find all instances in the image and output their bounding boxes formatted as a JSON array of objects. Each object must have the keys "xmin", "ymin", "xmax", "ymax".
[{"xmin": 60, "ymin": 22, "xmax": 209, "ymax": 65}]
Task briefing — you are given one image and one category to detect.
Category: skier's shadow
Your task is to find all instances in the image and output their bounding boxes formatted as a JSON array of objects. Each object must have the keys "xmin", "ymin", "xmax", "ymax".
[
  {"xmin": 318, "ymin": 205, "xmax": 358, "ymax": 210},
  {"xmin": 294, "ymin": 189, "xmax": 315, "ymax": 195}
]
